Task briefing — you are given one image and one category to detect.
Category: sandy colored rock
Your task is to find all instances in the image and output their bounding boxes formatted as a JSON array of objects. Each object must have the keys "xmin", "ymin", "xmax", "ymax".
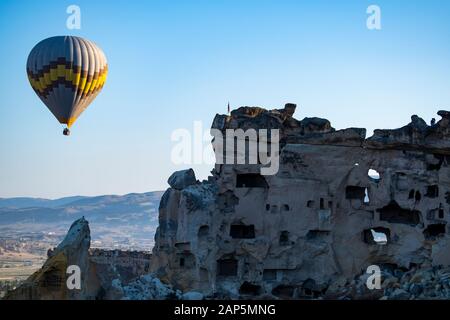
[{"xmin": 151, "ymin": 103, "xmax": 450, "ymax": 299}]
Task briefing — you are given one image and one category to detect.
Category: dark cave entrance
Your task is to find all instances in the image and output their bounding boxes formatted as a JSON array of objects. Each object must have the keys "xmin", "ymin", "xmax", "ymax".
[
  {"xmin": 425, "ymin": 185, "xmax": 439, "ymax": 198},
  {"xmin": 306, "ymin": 230, "xmax": 330, "ymax": 240},
  {"xmin": 377, "ymin": 201, "xmax": 421, "ymax": 226},
  {"xmin": 217, "ymin": 258, "xmax": 238, "ymax": 276},
  {"xmin": 345, "ymin": 186, "xmax": 366, "ymax": 200},
  {"xmin": 198, "ymin": 225, "xmax": 209, "ymax": 237},
  {"xmin": 230, "ymin": 224, "xmax": 255, "ymax": 239},
  {"xmin": 279, "ymin": 231, "xmax": 290, "ymax": 245},
  {"xmin": 239, "ymin": 282, "xmax": 261, "ymax": 295},
  {"xmin": 423, "ymin": 224, "xmax": 446, "ymax": 240},
  {"xmin": 178, "ymin": 252, "xmax": 195, "ymax": 268}
]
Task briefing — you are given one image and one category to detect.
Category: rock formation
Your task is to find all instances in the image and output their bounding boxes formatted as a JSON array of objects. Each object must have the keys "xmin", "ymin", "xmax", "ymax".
[
  {"xmin": 5, "ymin": 217, "xmax": 96, "ymax": 299},
  {"xmin": 4, "ymin": 218, "xmax": 176, "ymax": 300},
  {"xmin": 151, "ymin": 103, "xmax": 450, "ymax": 299}
]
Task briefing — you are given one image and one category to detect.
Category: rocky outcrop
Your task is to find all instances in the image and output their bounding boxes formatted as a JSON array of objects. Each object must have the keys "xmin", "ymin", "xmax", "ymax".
[
  {"xmin": 4, "ymin": 218, "xmax": 173, "ymax": 300},
  {"xmin": 365, "ymin": 111, "xmax": 450, "ymax": 154},
  {"xmin": 168, "ymin": 169, "xmax": 197, "ymax": 190},
  {"xmin": 110, "ymin": 274, "xmax": 181, "ymax": 300},
  {"xmin": 151, "ymin": 103, "xmax": 450, "ymax": 299},
  {"xmin": 4, "ymin": 217, "xmax": 97, "ymax": 299},
  {"xmin": 331, "ymin": 264, "xmax": 450, "ymax": 300}
]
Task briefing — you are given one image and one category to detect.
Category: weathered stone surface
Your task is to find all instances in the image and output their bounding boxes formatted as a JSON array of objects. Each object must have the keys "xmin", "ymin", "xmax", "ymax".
[
  {"xmin": 365, "ymin": 113, "xmax": 450, "ymax": 154},
  {"xmin": 168, "ymin": 169, "xmax": 197, "ymax": 190},
  {"xmin": 5, "ymin": 217, "xmax": 96, "ymax": 300},
  {"xmin": 151, "ymin": 103, "xmax": 450, "ymax": 299}
]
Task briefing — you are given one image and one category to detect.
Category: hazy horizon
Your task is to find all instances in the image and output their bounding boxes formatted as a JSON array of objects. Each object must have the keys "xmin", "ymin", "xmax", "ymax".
[{"xmin": 0, "ymin": 190, "xmax": 165, "ymax": 201}]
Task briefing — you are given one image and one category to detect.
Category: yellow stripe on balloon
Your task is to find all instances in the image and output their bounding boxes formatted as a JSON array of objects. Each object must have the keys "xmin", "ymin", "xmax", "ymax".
[
  {"xmin": 50, "ymin": 69, "xmax": 58, "ymax": 81},
  {"xmin": 27, "ymin": 64, "xmax": 108, "ymax": 97},
  {"xmin": 72, "ymin": 73, "xmax": 81, "ymax": 86},
  {"xmin": 57, "ymin": 64, "xmax": 65, "ymax": 78}
]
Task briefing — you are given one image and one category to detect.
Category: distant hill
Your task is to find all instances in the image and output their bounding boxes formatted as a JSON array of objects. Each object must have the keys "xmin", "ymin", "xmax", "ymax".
[
  {"xmin": 0, "ymin": 191, "xmax": 164, "ymax": 251},
  {"xmin": 0, "ymin": 196, "xmax": 88, "ymax": 209}
]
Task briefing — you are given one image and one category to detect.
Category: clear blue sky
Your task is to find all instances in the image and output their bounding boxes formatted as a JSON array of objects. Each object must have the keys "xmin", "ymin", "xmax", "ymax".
[{"xmin": 1, "ymin": 0, "xmax": 450, "ymax": 198}]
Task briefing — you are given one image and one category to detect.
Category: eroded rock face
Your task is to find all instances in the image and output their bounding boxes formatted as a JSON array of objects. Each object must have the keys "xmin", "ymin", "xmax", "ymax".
[
  {"xmin": 151, "ymin": 103, "xmax": 450, "ymax": 299},
  {"xmin": 366, "ymin": 112, "xmax": 450, "ymax": 154},
  {"xmin": 5, "ymin": 217, "xmax": 96, "ymax": 300},
  {"xmin": 168, "ymin": 169, "xmax": 197, "ymax": 190},
  {"xmin": 4, "ymin": 219, "xmax": 168, "ymax": 300}
]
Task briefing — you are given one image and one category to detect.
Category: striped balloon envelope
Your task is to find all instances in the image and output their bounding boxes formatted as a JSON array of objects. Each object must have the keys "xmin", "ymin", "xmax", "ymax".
[{"xmin": 26, "ymin": 36, "xmax": 108, "ymax": 135}]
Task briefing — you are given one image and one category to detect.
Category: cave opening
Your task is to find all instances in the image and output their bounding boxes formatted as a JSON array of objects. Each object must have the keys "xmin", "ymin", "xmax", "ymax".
[
  {"xmin": 427, "ymin": 155, "xmax": 444, "ymax": 171},
  {"xmin": 320, "ymin": 198, "xmax": 325, "ymax": 209},
  {"xmin": 377, "ymin": 201, "xmax": 421, "ymax": 226},
  {"xmin": 364, "ymin": 188, "xmax": 370, "ymax": 204},
  {"xmin": 239, "ymin": 282, "xmax": 261, "ymax": 295},
  {"xmin": 423, "ymin": 224, "xmax": 446, "ymax": 240},
  {"xmin": 230, "ymin": 224, "xmax": 255, "ymax": 239},
  {"xmin": 362, "ymin": 227, "xmax": 390, "ymax": 245},
  {"xmin": 306, "ymin": 230, "xmax": 330, "ymax": 240},
  {"xmin": 408, "ymin": 189, "xmax": 422, "ymax": 201},
  {"xmin": 368, "ymin": 169, "xmax": 381, "ymax": 182},
  {"xmin": 198, "ymin": 225, "xmax": 209, "ymax": 237},
  {"xmin": 217, "ymin": 258, "xmax": 238, "ymax": 276},
  {"xmin": 300, "ymin": 278, "xmax": 324, "ymax": 298},
  {"xmin": 279, "ymin": 231, "xmax": 290, "ymax": 246},
  {"xmin": 425, "ymin": 185, "xmax": 439, "ymax": 198},
  {"xmin": 345, "ymin": 186, "xmax": 366, "ymax": 200},
  {"xmin": 178, "ymin": 252, "xmax": 195, "ymax": 268}
]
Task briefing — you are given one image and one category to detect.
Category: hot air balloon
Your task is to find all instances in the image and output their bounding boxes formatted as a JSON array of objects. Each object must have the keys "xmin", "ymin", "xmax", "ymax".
[{"xmin": 26, "ymin": 36, "xmax": 108, "ymax": 135}]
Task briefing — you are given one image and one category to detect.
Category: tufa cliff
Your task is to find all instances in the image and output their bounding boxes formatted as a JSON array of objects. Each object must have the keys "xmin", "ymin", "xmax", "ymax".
[{"xmin": 150, "ymin": 103, "xmax": 450, "ymax": 299}]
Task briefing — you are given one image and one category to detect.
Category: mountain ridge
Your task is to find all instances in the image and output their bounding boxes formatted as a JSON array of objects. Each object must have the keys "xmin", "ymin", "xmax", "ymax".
[{"xmin": 0, "ymin": 191, "xmax": 164, "ymax": 209}]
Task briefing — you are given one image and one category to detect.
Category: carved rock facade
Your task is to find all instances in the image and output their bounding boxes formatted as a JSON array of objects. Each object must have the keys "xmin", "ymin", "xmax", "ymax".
[{"xmin": 151, "ymin": 104, "xmax": 450, "ymax": 299}]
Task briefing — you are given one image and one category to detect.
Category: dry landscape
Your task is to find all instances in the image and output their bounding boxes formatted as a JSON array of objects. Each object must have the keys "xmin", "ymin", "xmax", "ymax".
[{"xmin": 0, "ymin": 191, "xmax": 162, "ymax": 297}]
